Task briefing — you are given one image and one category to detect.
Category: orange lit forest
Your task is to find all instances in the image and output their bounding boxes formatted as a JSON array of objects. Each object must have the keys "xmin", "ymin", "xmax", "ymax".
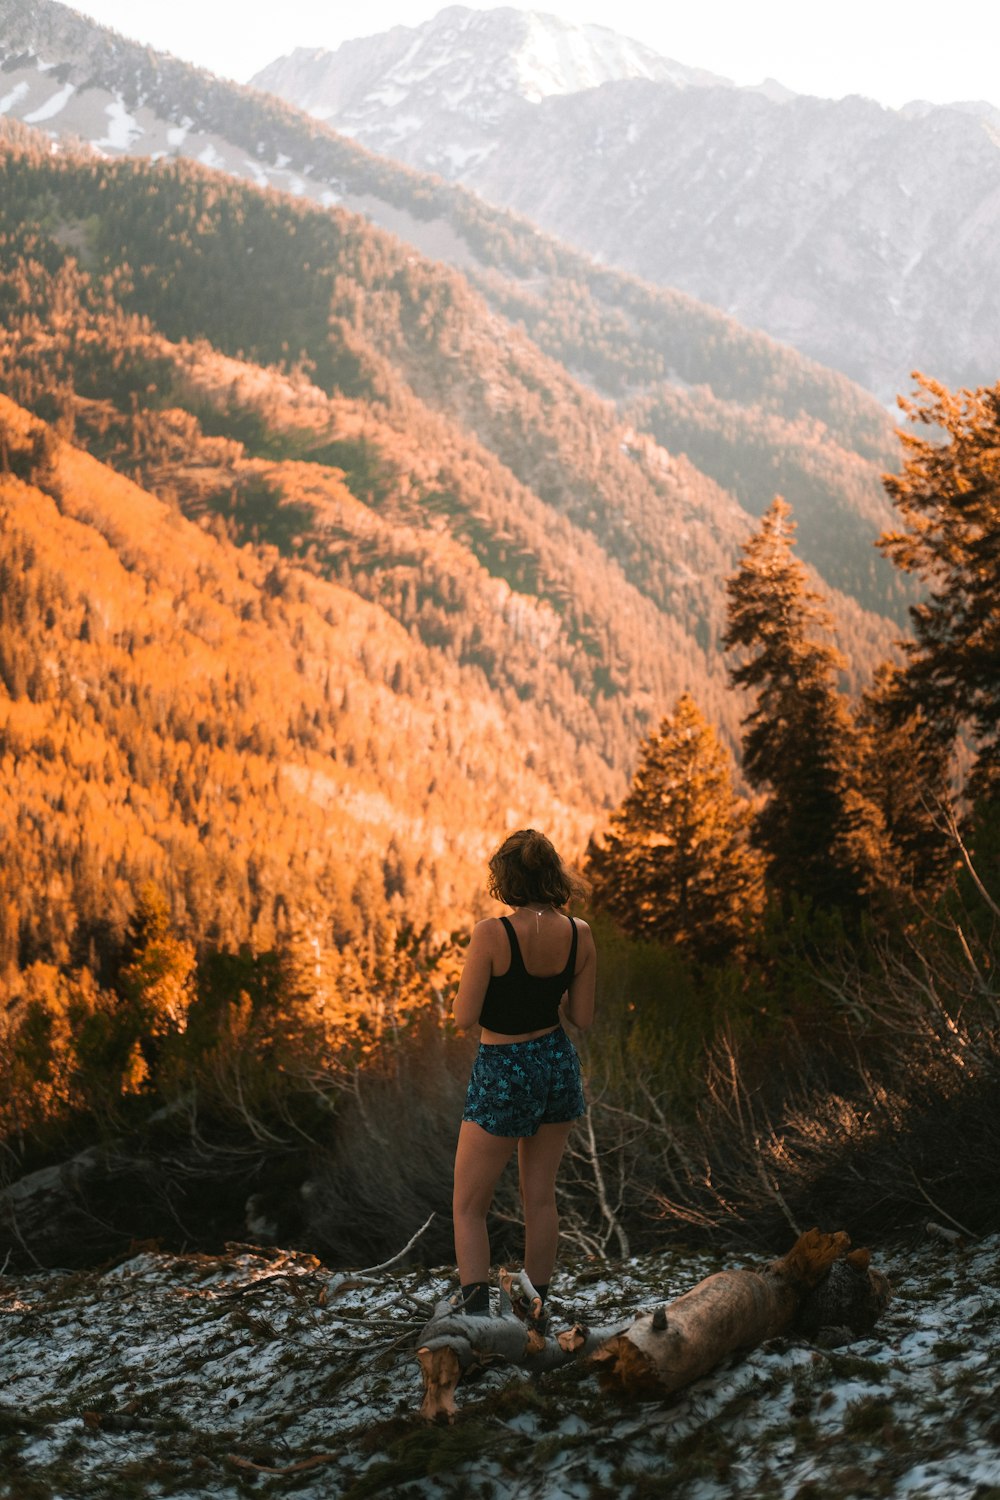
[{"xmin": 0, "ymin": 120, "xmax": 997, "ymax": 1269}]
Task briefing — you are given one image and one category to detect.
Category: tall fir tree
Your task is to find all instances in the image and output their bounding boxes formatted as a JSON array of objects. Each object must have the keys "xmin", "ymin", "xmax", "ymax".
[
  {"xmin": 587, "ymin": 692, "xmax": 763, "ymax": 963},
  {"xmin": 858, "ymin": 663, "xmax": 957, "ymax": 898},
  {"xmin": 878, "ymin": 375, "xmax": 1000, "ymax": 799},
  {"xmin": 723, "ymin": 498, "xmax": 883, "ymax": 915}
]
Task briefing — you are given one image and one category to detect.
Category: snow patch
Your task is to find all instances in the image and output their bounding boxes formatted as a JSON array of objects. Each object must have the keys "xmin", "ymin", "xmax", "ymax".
[
  {"xmin": 99, "ymin": 98, "xmax": 140, "ymax": 150},
  {"xmin": 440, "ymin": 142, "xmax": 487, "ymax": 171},
  {"xmin": 0, "ymin": 80, "xmax": 30, "ymax": 114},
  {"xmin": 23, "ymin": 82, "xmax": 76, "ymax": 123}
]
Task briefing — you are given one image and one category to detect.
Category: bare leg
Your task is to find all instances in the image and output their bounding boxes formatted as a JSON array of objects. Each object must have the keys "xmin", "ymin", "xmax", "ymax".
[
  {"xmin": 452, "ymin": 1120, "xmax": 517, "ymax": 1283},
  {"xmin": 517, "ymin": 1120, "xmax": 574, "ymax": 1287}
]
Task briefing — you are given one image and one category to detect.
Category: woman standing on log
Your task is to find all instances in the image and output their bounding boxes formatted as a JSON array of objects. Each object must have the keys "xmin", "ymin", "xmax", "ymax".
[{"xmin": 451, "ymin": 829, "xmax": 596, "ymax": 1317}]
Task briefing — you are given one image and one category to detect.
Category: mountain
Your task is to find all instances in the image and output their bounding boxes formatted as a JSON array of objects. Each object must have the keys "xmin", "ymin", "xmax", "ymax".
[
  {"xmin": 0, "ymin": 392, "xmax": 596, "ymax": 961},
  {"xmin": 0, "ymin": 0, "xmax": 907, "ymax": 622},
  {"xmin": 0, "ymin": 118, "xmax": 904, "ymax": 970},
  {"xmin": 253, "ymin": 5, "xmax": 728, "ymax": 174},
  {"xmin": 250, "ymin": 6, "xmax": 1000, "ymax": 404},
  {"xmin": 0, "ymin": 1, "xmax": 918, "ymax": 972}
]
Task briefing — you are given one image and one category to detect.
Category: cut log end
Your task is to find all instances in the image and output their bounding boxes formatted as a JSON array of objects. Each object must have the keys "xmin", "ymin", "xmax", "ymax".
[
  {"xmin": 557, "ymin": 1323, "xmax": 589, "ymax": 1353},
  {"xmin": 592, "ymin": 1333, "xmax": 662, "ymax": 1395},
  {"xmin": 417, "ymin": 1344, "xmax": 462, "ymax": 1423},
  {"xmin": 777, "ymin": 1227, "xmax": 851, "ymax": 1289},
  {"xmin": 498, "ymin": 1265, "xmax": 547, "ymax": 1334}
]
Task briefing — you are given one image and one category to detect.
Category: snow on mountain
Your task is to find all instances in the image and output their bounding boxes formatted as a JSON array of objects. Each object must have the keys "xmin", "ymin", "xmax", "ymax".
[
  {"xmin": 251, "ymin": 6, "xmax": 1000, "ymax": 404},
  {"xmin": 2, "ymin": 0, "xmax": 996, "ymax": 402},
  {"xmin": 251, "ymin": 5, "xmax": 730, "ymax": 173},
  {"xmin": 254, "ymin": 4, "xmax": 727, "ymax": 116}
]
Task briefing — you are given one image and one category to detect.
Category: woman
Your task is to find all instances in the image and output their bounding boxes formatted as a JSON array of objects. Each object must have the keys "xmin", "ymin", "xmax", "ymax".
[{"xmin": 451, "ymin": 828, "xmax": 596, "ymax": 1317}]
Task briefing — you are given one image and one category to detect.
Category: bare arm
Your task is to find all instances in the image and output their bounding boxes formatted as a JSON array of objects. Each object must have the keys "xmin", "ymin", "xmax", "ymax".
[
  {"xmin": 452, "ymin": 919, "xmax": 496, "ymax": 1031},
  {"xmin": 561, "ymin": 919, "xmax": 596, "ymax": 1031}
]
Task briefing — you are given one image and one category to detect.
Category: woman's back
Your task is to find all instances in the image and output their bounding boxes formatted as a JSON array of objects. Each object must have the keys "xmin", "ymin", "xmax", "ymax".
[
  {"xmin": 478, "ymin": 910, "xmax": 580, "ymax": 1039},
  {"xmin": 498, "ymin": 910, "xmax": 576, "ymax": 978}
]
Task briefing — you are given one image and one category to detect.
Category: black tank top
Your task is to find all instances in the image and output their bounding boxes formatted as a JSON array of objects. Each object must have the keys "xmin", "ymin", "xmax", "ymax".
[{"xmin": 477, "ymin": 916, "xmax": 578, "ymax": 1035}]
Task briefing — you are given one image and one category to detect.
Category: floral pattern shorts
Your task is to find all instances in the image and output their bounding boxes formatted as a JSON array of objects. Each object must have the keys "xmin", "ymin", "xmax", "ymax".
[{"xmin": 462, "ymin": 1026, "xmax": 586, "ymax": 1138}]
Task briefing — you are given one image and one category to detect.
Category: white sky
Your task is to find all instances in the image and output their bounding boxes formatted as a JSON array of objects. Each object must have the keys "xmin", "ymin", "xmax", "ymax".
[{"xmin": 72, "ymin": 0, "xmax": 998, "ymax": 110}]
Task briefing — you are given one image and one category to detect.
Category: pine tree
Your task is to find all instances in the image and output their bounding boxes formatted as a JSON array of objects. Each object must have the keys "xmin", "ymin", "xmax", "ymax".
[
  {"xmin": 858, "ymin": 664, "xmax": 957, "ymax": 897},
  {"xmin": 879, "ymin": 375, "xmax": 1000, "ymax": 798},
  {"xmin": 723, "ymin": 498, "xmax": 883, "ymax": 915},
  {"xmin": 118, "ymin": 884, "xmax": 196, "ymax": 1040},
  {"xmin": 587, "ymin": 693, "xmax": 763, "ymax": 963}
]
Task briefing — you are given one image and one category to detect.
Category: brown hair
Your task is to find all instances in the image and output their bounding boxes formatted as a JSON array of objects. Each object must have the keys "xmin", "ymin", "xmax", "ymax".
[{"xmin": 487, "ymin": 828, "xmax": 589, "ymax": 909}]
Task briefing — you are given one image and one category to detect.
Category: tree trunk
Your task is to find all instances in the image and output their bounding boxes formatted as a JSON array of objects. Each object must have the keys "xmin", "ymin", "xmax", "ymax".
[{"xmin": 416, "ymin": 1229, "xmax": 891, "ymax": 1419}]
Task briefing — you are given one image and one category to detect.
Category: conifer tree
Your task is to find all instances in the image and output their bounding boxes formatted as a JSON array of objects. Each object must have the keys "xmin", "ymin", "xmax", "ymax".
[
  {"xmin": 878, "ymin": 375, "xmax": 1000, "ymax": 797},
  {"xmin": 587, "ymin": 693, "xmax": 763, "ymax": 963},
  {"xmin": 118, "ymin": 884, "xmax": 196, "ymax": 1040},
  {"xmin": 858, "ymin": 664, "xmax": 956, "ymax": 897},
  {"xmin": 723, "ymin": 498, "xmax": 882, "ymax": 915}
]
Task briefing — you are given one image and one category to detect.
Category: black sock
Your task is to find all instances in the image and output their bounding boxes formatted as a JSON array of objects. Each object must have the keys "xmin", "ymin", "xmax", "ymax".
[
  {"xmin": 460, "ymin": 1281, "xmax": 490, "ymax": 1315},
  {"xmin": 535, "ymin": 1282, "xmax": 549, "ymax": 1305}
]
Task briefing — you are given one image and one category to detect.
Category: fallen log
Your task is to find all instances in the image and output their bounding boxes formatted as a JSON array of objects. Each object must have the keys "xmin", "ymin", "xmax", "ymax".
[{"xmin": 415, "ymin": 1229, "xmax": 891, "ymax": 1418}]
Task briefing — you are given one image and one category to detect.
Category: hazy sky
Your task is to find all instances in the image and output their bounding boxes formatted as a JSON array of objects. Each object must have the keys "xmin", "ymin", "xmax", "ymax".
[{"xmin": 73, "ymin": 0, "xmax": 998, "ymax": 110}]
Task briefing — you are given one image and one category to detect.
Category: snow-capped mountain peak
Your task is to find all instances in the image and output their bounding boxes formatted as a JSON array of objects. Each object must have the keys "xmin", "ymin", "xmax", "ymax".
[{"xmin": 251, "ymin": 5, "xmax": 730, "ymax": 151}]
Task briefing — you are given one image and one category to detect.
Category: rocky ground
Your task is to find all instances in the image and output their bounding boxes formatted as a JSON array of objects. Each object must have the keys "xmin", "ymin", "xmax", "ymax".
[{"xmin": 1, "ymin": 1227, "xmax": 999, "ymax": 1499}]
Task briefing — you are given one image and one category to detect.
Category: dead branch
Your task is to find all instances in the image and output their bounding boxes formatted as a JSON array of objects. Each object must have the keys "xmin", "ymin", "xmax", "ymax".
[
  {"xmin": 356, "ymin": 1212, "xmax": 435, "ymax": 1274},
  {"xmin": 571, "ymin": 1102, "xmax": 630, "ymax": 1259},
  {"xmin": 227, "ymin": 1452, "xmax": 340, "ymax": 1476},
  {"xmin": 926, "ymin": 1221, "xmax": 964, "ymax": 1246},
  {"xmin": 908, "ymin": 1171, "xmax": 976, "ymax": 1240}
]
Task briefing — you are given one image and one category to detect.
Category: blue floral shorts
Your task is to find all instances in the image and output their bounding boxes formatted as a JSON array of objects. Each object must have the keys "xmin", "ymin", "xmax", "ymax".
[{"xmin": 462, "ymin": 1026, "xmax": 586, "ymax": 1138}]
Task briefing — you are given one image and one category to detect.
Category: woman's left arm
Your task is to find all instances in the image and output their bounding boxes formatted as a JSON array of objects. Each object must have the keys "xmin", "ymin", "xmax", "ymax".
[{"xmin": 452, "ymin": 920, "xmax": 495, "ymax": 1031}]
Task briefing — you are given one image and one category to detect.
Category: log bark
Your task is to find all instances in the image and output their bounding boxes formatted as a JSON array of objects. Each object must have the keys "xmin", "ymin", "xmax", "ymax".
[
  {"xmin": 415, "ymin": 1229, "xmax": 891, "ymax": 1418},
  {"xmin": 593, "ymin": 1228, "xmax": 864, "ymax": 1395}
]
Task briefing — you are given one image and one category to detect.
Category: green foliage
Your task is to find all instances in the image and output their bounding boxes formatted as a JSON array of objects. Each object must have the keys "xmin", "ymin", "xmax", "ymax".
[
  {"xmin": 879, "ymin": 374, "xmax": 1000, "ymax": 797},
  {"xmin": 858, "ymin": 663, "xmax": 957, "ymax": 897},
  {"xmin": 582, "ymin": 911, "xmax": 740, "ymax": 1109},
  {"xmin": 724, "ymin": 498, "xmax": 884, "ymax": 917},
  {"xmin": 587, "ymin": 693, "xmax": 763, "ymax": 963}
]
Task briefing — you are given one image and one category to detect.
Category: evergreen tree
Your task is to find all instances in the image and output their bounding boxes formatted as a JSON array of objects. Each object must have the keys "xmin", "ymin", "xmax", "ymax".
[
  {"xmin": 118, "ymin": 884, "xmax": 196, "ymax": 1040},
  {"xmin": 587, "ymin": 693, "xmax": 763, "ymax": 963},
  {"xmin": 879, "ymin": 375, "xmax": 1000, "ymax": 797},
  {"xmin": 858, "ymin": 664, "xmax": 957, "ymax": 897},
  {"xmin": 723, "ymin": 498, "xmax": 882, "ymax": 915}
]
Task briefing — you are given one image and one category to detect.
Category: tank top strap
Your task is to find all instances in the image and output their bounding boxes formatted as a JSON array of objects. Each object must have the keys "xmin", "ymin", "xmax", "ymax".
[
  {"xmin": 499, "ymin": 915, "xmax": 526, "ymax": 974},
  {"xmin": 565, "ymin": 916, "xmax": 579, "ymax": 980}
]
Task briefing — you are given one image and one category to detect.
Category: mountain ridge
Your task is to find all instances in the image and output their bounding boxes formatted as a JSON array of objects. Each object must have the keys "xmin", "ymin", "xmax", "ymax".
[
  {"xmin": 0, "ymin": 2, "xmax": 919, "ymax": 961},
  {"xmin": 0, "ymin": 0, "xmax": 907, "ymax": 622},
  {"xmin": 248, "ymin": 5, "xmax": 1000, "ymax": 403}
]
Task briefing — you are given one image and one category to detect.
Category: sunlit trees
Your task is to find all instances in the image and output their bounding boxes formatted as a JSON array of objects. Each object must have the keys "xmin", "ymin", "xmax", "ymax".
[
  {"xmin": 879, "ymin": 375, "xmax": 1000, "ymax": 798},
  {"xmin": 858, "ymin": 664, "xmax": 956, "ymax": 897},
  {"xmin": 587, "ymin": 693, "xmax": 763, "ymax": 963},
  {"xmin": 724, "ymin": 498, "xmax": 883, "ymax": 915},
  {"xmin": 119, "ymin": 884, "xmax": 196, "ymax": 1040}
]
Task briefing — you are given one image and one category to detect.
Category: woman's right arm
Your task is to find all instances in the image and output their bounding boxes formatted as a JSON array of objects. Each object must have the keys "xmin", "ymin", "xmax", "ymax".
[
  {"xmin": 452, "ymin": 920, "xmax": 495, "ymax": 1031},
  {"xmin": 562, "ymin": 920, "xmax": 596, "ymax": 1031}
]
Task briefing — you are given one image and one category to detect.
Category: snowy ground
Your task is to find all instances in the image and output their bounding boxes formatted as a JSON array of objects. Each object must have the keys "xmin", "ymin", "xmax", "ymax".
[{"xmin": 1, "ymin": 1230, "xmax": 999, "ymax": 1499}]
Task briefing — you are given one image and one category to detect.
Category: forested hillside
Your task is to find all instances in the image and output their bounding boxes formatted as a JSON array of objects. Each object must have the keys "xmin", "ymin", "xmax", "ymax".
[
  {"xmin": 0, "ymin": 390, "xmax": 611, "ymax": 956},
  {"xmin": 0, "ymin": 131, "xmax": 733, "ymax": 983},
  {"xmin": 3, "ymin": 47, "xmax": 995, "ymax": 1282},
  {"xmin": 0, "ymin": 0, "xmax": 907, "ymax": 616},
  {"xmin": 0, "ymin": 130, "xmax": 899, "ymax": 724}
]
